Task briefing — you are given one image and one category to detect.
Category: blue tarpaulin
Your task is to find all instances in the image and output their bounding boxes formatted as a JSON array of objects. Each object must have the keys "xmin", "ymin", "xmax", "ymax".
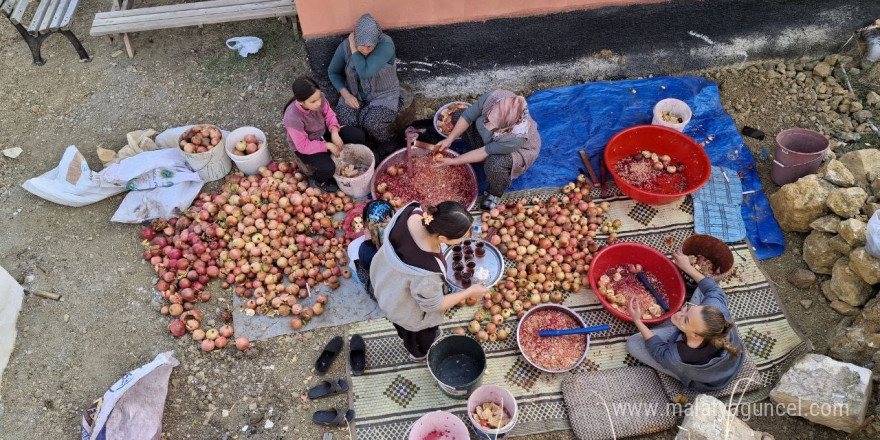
[{"xmin": 509, "ymin": 76, "xmax": 784, "ymax": 260}]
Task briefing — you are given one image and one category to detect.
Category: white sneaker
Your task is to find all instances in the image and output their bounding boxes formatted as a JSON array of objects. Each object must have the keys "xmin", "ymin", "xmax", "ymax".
[{"xmin": 408, "ymin": 353, "xmax": 427, "ymax": 363}]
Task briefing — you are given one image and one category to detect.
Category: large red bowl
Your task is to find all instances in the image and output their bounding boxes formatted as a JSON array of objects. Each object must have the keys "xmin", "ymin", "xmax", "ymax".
[
  {"xmin": 604, "ymin": 125, "xmax": 711, "ymax": 205},
  {"xmin": 588, "ymin": 242, "xmax": 685, "ymax": 324}
]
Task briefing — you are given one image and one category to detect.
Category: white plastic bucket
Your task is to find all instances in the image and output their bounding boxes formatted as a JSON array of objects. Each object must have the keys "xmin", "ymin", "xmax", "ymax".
[
  {"xmin": 467, "ymin": 385, "xmax": 518, "ymax": 439},
  {"xmin": 180, "ymin": 125, "xmax": 232, "ymax": 182},
  {"xmin": 333, "ymin": 144, "xmax": 375, "ymax": 198},
  {"xmin": 225, "ymin": 126, "xmax": 271, "ymax": 175},
  {"xmin": 407, "ymin": 410, "xmax": 470, "ymax": 440},
  {"xmin": 652, "ymin": 98, "xmax": 693, "ymax": 132}
]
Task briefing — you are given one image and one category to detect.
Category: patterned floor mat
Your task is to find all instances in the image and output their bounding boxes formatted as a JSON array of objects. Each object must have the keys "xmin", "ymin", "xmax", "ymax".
[{"xmin": 349, "ymin": 185, "xmax": 809, "ymax": 439}]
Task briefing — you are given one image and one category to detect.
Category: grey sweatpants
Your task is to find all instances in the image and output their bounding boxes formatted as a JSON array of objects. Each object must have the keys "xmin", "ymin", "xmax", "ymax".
[{"xmin": 625, "ymin": 286, "xmax": 708, "ymax": 379}]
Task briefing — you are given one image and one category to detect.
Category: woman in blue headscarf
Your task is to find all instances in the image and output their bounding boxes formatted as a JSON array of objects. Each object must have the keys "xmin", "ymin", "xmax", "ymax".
[
  {"xmin": 327, "ymin": 13, "xmax": 400, "ymax": 144},
  {"xmin": 350, "ymin": 199, "xmax": 395, "ymax": 297}
]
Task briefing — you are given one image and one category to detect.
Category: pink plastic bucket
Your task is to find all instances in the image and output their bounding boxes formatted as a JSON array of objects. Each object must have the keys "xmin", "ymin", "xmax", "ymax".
[
  {"xmin": 771, "ymin": 128, "xmax": 829, "ymax": 185},
  {"xmin": 467, "ymin": 385, "xmax": 518, "ymax": 439},
  {"xmin": 407, "ymin": 411, "xmax": 470, "ymax": 440}
]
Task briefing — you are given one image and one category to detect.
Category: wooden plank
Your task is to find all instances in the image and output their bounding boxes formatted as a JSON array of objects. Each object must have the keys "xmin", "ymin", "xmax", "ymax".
[
  {"xmin": 35, "ymin": 0, "xmax": 63, "ymax": 32},
  {"xmin": 93, "ymin": 0, "xmax": 291, "ymax": 26},
  {"xmin": 91, "ymin": 5, "xmax": 294, "ymax": 35},
  {"xmin": 91, "ymin": 0, "xmax": 292, "ymax": 29},
  {"xmin": 9, "ymin": 0, "xmax": 29, "ymax": 24},
  {"xmin": 94, "ymin": 0, "xmax": 284, "ymax": 19},
  {"xmin": 27, "ymin": 0, "xmax": 54, "ymax": 32},
  {"xmin": 50, "ymin": 0, "xmax": 74, "ymax": 30},
  {"xmin": 1, "ymin": 0, "xmax": 16, "ymax": 17},
  {"xmin": 91, "ymin": 4, "xmax": 293, "ymax": 35}
]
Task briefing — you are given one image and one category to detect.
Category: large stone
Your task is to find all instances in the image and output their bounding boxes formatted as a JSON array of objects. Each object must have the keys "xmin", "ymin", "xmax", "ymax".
[
  {"xmin": 829, "ymin": 257, "xmax": 873, "ymax": 307},
  {"xmin": 770, "ymin": 175, "xmax": 832, "ymax": 232},
  {"xmin": 838, "ymin": 219, "xmax": 867, "ymax": 246},
  {"xmin": 828, "ymin": 320, "xmax": 869, "ymax": 363},
  {"xmin": 769, "ymin": 353, "xmax": 872, "ymax": 433},
  {"xmin": 826, "ymin": 187, "xmax": 869, "ymax": 218},
  {"xmin": 832, "ymin": 300, "xmax": 862, "ymax": 315},
  {"xmin": 813, "ymin": 62, "xmax": 833, "ymax": 78},
  {"xmin": 849, "ymin": 247, "xmax": 880, "ymax": 285},
  {"xmin": 872, "ymin": 178, "xmax": 880, "ymax": 197},
  {"xmin": 809, "ymin": 215, "xmax": 840, "ymax": 233},
  {"xmin": 867, "ymin": 91, "xmax": 880, "ymax": 107},
  {"xmin": 820, "ymin": 159, "xmax": 856, "ymax": 187},
  {"xmin": 838, "ymin": 149, "xmax": 880, "ymax": 189},
  {"xmin": 853, "ymin": 110, "xmax": 873, "ymax": 123},
  {"xmin": 857, "ymin": 297, "xmax": 880, "ymax": 334},
  {"xmin": 829, "ymin": 234, "xmax": 854, "ymax": 255},
  {"xmin": 821, "ymin": 280, "xmax": 837, "ymax": 302},
  {"xmin": 674, "ymin": 394, "xmax": 772, "ymax": 440},
  {"xmin": 803, "ymin": 231, "xmax": 841, "ymax": 274},
  {"xmin": 787, "ymin": 268, "xmax": 816, "ymax": 289},
  {"xmin": 865, "ymin": 202, "xmax": 880, "ymax": 218}
]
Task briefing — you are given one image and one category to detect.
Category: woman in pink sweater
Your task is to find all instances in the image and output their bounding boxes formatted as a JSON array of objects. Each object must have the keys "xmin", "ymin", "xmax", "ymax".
[{"xmin": 283, "ymin": 77, "xmax": 366, "ymax": 192}]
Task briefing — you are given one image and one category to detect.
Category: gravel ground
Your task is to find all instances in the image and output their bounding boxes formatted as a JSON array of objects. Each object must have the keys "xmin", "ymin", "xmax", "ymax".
[{"xmin": 1, "ymin": 4, "xmax": 879, "ymax": 440}]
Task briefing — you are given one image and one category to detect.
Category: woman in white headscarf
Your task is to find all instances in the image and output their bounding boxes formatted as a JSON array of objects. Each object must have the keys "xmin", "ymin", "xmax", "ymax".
[
  {"xmin": 434, "ymin": 89, "xmax": 542, "ymax": 210},
  {"xmin": 328, "ymin": 13, "xmax": 400, "ymax": 144}
]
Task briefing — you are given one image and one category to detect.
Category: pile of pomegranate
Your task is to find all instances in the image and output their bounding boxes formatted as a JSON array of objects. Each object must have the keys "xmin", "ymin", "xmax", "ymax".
[
  {"xmin": 452, "ymin": 174, "xmax": 624, "ymax": 342},
  {"xmin": 141, "ymin": 162, "xmax": 355, "ymax": 351}
]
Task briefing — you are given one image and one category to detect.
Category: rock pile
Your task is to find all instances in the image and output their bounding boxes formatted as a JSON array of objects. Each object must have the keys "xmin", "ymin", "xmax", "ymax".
[
  {"xmin": 704, "ymin": 54, "xmax": 880, "ymax": 145},
  {"xmin": 769, "ymin": 149, "xmax": 880, "ymax": 369}
]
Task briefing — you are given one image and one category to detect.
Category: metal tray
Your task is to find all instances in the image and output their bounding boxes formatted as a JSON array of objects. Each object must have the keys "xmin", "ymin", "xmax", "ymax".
[{"xmin": 442, "ymin": 238, "xmax": 503, "ymax": 290}]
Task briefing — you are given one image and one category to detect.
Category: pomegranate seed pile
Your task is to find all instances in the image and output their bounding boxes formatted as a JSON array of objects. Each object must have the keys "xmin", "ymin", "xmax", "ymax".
[
  {"xmin": 374, "ymin": 154, "xmax": 475, "ymax": 209},
  {"xmin": 518, "ymin": 309, "xmax": 587, "ymax": 371}
]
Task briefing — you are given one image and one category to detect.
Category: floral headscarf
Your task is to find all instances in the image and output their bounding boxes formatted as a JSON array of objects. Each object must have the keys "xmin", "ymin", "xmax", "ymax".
[
  {"xmin": 363, "ymin": 199, "xmax": 394, "ymax": 247},
  {"xmin": 485, "ymin": 95, "xmax": 529, "ymax": 139},
  {"xmin": 354, "ymin": 13, "xmax": 382, "ymax": 47}
]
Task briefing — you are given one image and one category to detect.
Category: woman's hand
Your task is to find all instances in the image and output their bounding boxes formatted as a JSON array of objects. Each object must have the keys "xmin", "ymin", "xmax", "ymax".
[
  {"xmin": 432, "ymin": 157, "xmax": 458, "ymax": 168},
  {"xmin": 627, "ymin": 297, "xmax": 642, "ymax": 323},
  {"xmin": 330, "ymin": 130, "xmax": 344, "ymax": 148},
  {"xmin": 671, "ymin": 251, "xmax": 691, "ymax": 270},
  {"xmin": 326, "ymin": 142, "xmax": 341, "ymax": 157},
  {"xmin": 465, "ymin": 284, "xmax": 490, "ymax": 299},
  {"xmin": 672, "ymin": 250, "xmax": 705, "ymax": 282},
  {"xmin": 434, "ymin": 137, "xmax": 453, "ymax": 153},
  {"xmin": 342, "ymin": 91, "xmax": 360, "ymax": 110}
]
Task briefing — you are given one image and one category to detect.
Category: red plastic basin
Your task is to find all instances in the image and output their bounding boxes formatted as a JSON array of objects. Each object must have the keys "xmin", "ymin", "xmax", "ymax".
[
  {"xmin": 588, "ymin": 242, "xmax": 685, "ymax": 324},
  {"xmin": 604, "ymin": 125, "xmax": 711, "ymax": 205}
]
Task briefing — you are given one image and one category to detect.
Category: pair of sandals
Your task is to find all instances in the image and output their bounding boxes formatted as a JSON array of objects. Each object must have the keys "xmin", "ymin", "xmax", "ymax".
[
  {"xmin": 314, "ymin": 335, "xmax": 365, "ymax": 375},
  {"xmin": 308, "ymin": 378, "xmax": 355, "ymax": 426},
  {"xmin": 308, "ymin": 335, "xmax": 365, "ymax": 427}
]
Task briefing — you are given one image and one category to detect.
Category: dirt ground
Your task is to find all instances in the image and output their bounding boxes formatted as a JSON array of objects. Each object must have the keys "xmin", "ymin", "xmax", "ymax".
[{"xmin": 1, "ymin": 4, "xmax": 878, "ymax": 440}]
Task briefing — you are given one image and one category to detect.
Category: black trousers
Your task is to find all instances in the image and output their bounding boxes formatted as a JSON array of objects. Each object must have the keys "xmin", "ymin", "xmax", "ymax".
[
  {"xmin": 393, "ymin": 324, "xmax": 439, "ymax": 358},
  {"xmin": 296, "ymin": 126, "xmax": 367, "ymax": 183}
]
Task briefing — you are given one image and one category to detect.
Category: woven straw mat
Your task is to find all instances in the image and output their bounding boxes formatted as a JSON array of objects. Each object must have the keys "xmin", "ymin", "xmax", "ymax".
[{"xmin": 348, "ymin": 183, "xmax": 809, "ymax": 439}]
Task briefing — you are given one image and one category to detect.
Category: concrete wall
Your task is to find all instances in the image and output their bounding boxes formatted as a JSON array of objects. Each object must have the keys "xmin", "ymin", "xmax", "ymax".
[
  {"xmin": 304, "ymin": 0, "xmax": 880, "ymax": 99},
  {"xmin": 296, "ymin": 0, "xmax": 663, "ymax": 38}
]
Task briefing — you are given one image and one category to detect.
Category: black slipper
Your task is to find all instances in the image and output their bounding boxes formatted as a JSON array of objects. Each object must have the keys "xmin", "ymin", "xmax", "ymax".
[
  {"xmin": 350, "ymin": 334, "xmax": 366, "ymax": 376},
  {"xmin": 307, "ymin": 378, "xmax": 349, "ymax": 400},
  {"xmin": 313, "ymin": 408, "xmax": 355, "ymax": 426},
  {"xmin": 315, "ymin": 336, "xmax": 344, "ymax": 375}
]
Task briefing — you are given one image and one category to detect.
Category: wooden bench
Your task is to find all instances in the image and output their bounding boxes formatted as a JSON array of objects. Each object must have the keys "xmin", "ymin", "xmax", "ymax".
[
  {"xmin": 1, "ymin": 0, "xmax": 91, "ymax": 65},
  {"xmin": 90, "ymin": 0, "xmax": 299, "ymax": 59}
]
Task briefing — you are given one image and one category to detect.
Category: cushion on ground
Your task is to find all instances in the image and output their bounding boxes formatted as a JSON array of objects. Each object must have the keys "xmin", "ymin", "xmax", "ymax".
[
  {"xmin": 562, "ymin": 367, "xmax": 677, "ymax": 440},
  {"xmin": 658, "ymin": 351, "xmax": 763, "ymax": 402}
]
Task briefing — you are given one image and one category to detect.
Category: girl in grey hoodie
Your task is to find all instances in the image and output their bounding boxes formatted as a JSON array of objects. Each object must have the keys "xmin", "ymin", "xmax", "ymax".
[
  {"xmin": 625, "ymin": 251, "xmax": 745, "ymax": 391},
  {"xmin": 371, "ymin": 201, "xmax": 489, "ymax": 360}
]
